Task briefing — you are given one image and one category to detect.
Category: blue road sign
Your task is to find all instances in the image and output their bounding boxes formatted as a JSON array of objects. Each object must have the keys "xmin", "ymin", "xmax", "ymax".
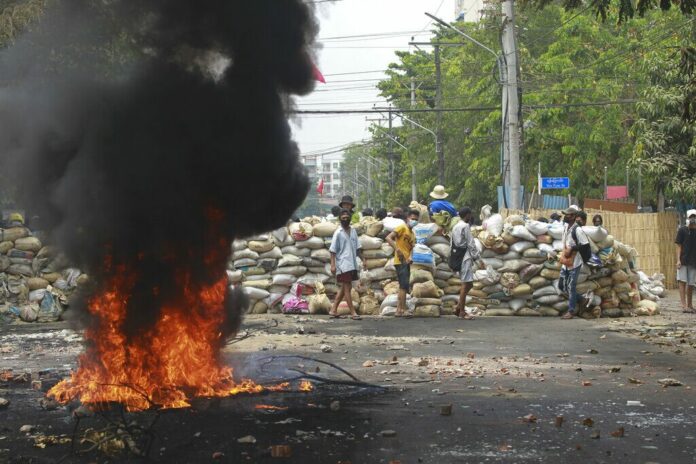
[{"xmin": 541, "ymin": 177, "xmax": 570, "ymax": 189}]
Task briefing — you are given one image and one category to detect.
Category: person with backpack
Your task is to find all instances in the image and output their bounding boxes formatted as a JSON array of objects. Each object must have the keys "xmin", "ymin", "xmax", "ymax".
[
  {"xmin": 559, "ymin": 207, "xmax": 591, "ymax": 319},
  {"xmin": 451, "ymin": 207, "xmax": 480, "ymax": 320}
]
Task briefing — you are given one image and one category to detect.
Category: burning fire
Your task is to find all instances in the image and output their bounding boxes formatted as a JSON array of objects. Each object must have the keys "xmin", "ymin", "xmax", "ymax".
[
  {"xmin": 299, "ymin": 380, "xmax": 314, "ymax": 392},
  {"xmin": 48, "ymin": 260, "xmax": 312, "ymax": 411}
]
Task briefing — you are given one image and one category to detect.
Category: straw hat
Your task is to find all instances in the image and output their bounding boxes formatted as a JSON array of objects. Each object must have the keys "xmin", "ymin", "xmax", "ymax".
[{"xmin": 429, "ymin": 185, "xmax": 449, "ymax": 200}]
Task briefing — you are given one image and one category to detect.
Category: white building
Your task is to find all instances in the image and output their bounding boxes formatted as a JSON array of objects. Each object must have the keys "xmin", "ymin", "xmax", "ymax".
[
  {"xmin": 299, "ymin": 153, "xmax": 343, "ymax": 199},
  {"xmin": 455, "ymin": 0, "xmax": 484, "ymax": 22}
]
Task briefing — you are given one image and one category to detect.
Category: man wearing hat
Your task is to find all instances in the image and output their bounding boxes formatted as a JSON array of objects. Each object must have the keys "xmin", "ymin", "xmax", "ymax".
[
  {"xmin": 428, "ymin": 185, "xmax": 457, "ymax": 217},
  {"xmin": 558, "ymin": 206, "xmax": 590, "ymax": 319},
  {"xmin": 676, "ymin": 209, "xmax": 696, "ymax": 313},
  {"xmin": 338, "ymin": 195, "xmax": 360, "ymax": 224}
]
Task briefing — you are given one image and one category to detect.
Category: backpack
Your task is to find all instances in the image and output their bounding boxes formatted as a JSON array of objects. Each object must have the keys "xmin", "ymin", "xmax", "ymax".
[{"xmin": 449, "ymin": 224, "xmax": 469, "ymax": 272}]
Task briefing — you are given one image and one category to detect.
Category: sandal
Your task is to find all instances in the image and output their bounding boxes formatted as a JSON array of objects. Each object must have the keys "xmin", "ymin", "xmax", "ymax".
[
  {"xmin": 683, "ymin": 308, "xmax": 695, "ymax": 314},
  {"xmin": 351, "ymin": 315, "xmax": 362, "ymax": 320},
  {"xmin": 329, "ymin": 313, "xmax": 344, "ymax": 319},
  {"xmin": 561, "ymin": 311, "xmax": 575, "ymax": 319}
]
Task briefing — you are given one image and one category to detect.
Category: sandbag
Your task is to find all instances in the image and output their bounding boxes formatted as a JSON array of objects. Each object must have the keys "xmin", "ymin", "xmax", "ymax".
[
  {"xmin": 412, "ymin": 244, "xmax": 435, "ymax": 266},
  {"xmin": 361, "ymin": 249, "xmax": 388, "ymax": 260},
  {"xmin": 359, "ymin": 293, "xmax": 381, "ymax": 315},
  {"xmin": 501, "ymin": 231, "xmax": 520, "ymax": 245},
  {"xmin": 511, "ymin": 284, "xmax": 532, "ymax": 297},
  {"xmin": 248, "ymin": 240, "xmax": 275, "ymax": 254},
  {"xmin": 309, "ymin": 293, "xmax": 332, "ymax": 314},
  {"xmin": 552, "ymin": 240, "xmax": 564, "ymax": 251},
  {"xmin": 540, "ymin": 269, "xmax": 560, "ymax": 280},
  {"xmin": 313, "ymin": 222, "xmax": 338, "ymax": 238},
  {"xmin": 533, "ymin": 285, "xmax": 557, "ymax": 298},
  {"xmin": 260, "ymin": 247, "xmax": 283, "ymax": 260},
  {"xmin": 498, "ymin": 259, "xmax": 531, "ymax": 273},
  {"xmin": 612, "ymin": 270, "xmax": 629, "ymax": 283},
  {"xmin": 426, "ymin": 235, "xmax": 449, "ymax": 246},
  {"xmin": 232, "ymin": 240, "xmax": 247, "ymax": 252},
  {"xmin": 309, "ymin": 249, "xmax": 331, "ymax": 262},
  {"xmin": 382, "ymin": 217, "xmax": 406, "ymax": 232},
  {"xmin": 484, "ymin": 214, "xmax": 504, "ymax": 236},
  {"xmin": 484, "ymin": 308, "xmax": 515, "ymax": 316},
  {"xmin": 499, "ymin": 272, "xmax": 521, "ymax": 291},
  {"xmin": 523, "ymin": 248, "xmax": 546, "ymax": 259},
  {"xmin": 597, "ymin": 235, "xmax": 615, "ymax": 249},
  {"xmin": 26, "ymin": 277, "xmax": 50, "ymax": 291},
  {"xmin": 298, "ymin": 273, "xmax": 330, "ymax": 286},
  {"xmin": 243, "ymin": 279, "xmax": 271, "ymax": 290},
  {"xmin": 430, "ymin": 243, "xmax": 450, "ymax": 259},
  {"xmin": 482, "ymin": 283, "xmax": 503, "ymax": 294},
  {"xmin": 281, "ymin": 246, "xmax": 311, "ymax": 257},
  {"xmin": 410, "ymin": 269, "xmax": 434, "ymax": 285},
  {"xmin": 14, "ymin": 237, "xmax": 43, "ymax": 253},
  {"xmin": 0, "ymin": 227, "xmax": 28, "ymax": 243},
  {"xmin": 295, "ymin": 236, "xmax": 325, "ymax": 250},
  {"xmin": 529, "ymin": 276, "xmax": 549, "ymax": 289},
  {"xmin": 536, "ymin": 294, "xmax": 562, "ymax": 305},
  {"xmin": 474, "ymin": 266, "xmax": 500, "ymax": 286},
  {"xmin": 251, "ymin": 302, "xmax": 269, "ymax": 314},
  {"xmin": 509, "ymin": 298, "xmax": 528, "ymax": 311},
  {"xmin": 7, "ymin": 264, "xmax": 32, "ymax": 276},
  {"xmin": 365, "ymin": 221, "xmax": 384, "ymax": 237},
  {"xmin": 271, "ymin": 266, "xmax": 307, "ymax": 277},
  {"xmin": 519, "ymin": 264, "xmax": 543, "ymax": 283},
  {"xmin": 414, "ymin": 305, "xmax": 440, "ymax": 317},
  {"xmin": 233, "ymin": 249, "xmax": 260, "ymax": 261},
  {"xmin": 242, "ymin": 286, "xmax": 270, "ymax": 300},
  {"xmin": 413, "ymin": 223, "xmax": 440, "ymax": 244},
  {"xmin": 582, "ymin": 226, "xmax": 608, "ymax": 243},
  {"xmin": 539, "ymin": 307, "xmax": 560, "ymax": 317},
  {"xmin": 510, "ymin": 225, "xmax": 536, "ymax": 242},
  {"xmin": 516, "ymin": 308, "xmax": 541, "ymax": 317},
  {"xmin": 538, "ymin": 243, "xmax": 554, "ymax": 254},
  {"xmin": 412, "ymin": 281, "xmax": 441, "ymax": 299},
  {"xmin": 535, "ymin": 235, "xmax": 553, "ymax": 245},
  {"xmin": 481, "ymin": 258, "xmax": 503, "ymax": 270},
  {"xmin": 498, "ymin": 251, "xmax": 521, "ymax": 261},
  {"xmin": 526, "ymin": 220, "xmax": 549, "ymax": 236},
  {"xmin": 359, "ymin": 235, "xmax": 383, "ymax": 250},
  {"xmin": 434, "ymin": 269, "xmax": 454, "ymax": 281},
  {"xmin": 288, "ymin": 222, "xmax": 313, "ymax": 241},
  {"xmin": 548, "ymin": 225, "xmax": 564, "ymax": 240},
  {"xmin": 365, "ymin": 258, "xmax": 388, "ymax": 270},
  {"xmin": 0, "ymin": 255, "xmax": 9, "ymax": 272},
  {"xmin": 278, "ymin": 255, "xmax": 303, "ymax": 268},
  {"xmin": 510, "ymin": 241, "xmax": 535, "ymax": 254}
]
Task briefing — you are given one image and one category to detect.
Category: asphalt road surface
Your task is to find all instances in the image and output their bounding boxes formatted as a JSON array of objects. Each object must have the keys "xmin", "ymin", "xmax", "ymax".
[{"xmin": 1, "ymin": 290, "xmax": 695, "ymax": 463}]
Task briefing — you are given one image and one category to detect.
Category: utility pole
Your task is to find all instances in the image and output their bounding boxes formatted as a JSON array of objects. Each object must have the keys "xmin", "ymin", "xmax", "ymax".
[
  {"xmin": 434, "ymin": 45, "xmax": 445, "ymax": 185},
  {"xmin": 367, "ymin": 160, "xmax": 372, "ymax": 208},
  {"xmin": 501, "ymin": 0, "xmax": 521, "ymax": 209},
  {"xmin": 387, "ymin": 107, "xmax": 395, "ymax": 189},
  {"xmin": 410, "ymin": 77, "xmax": 418, "ymax": 201},
  {"xmin": 637, "ymin": 165, "xmax": 642, "ymax": 208}
]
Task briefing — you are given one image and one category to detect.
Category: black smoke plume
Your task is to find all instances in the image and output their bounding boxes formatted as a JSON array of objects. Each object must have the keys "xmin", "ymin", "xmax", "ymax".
[{"xmin": 0, "ymin": 0, "xmax": 316, "ymax": 336}]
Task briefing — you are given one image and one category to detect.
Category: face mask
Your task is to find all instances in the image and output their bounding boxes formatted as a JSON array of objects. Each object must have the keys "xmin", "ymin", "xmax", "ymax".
[
  {"xmin": 409, "ymin": 220, "xmax": 418, "ymax": 228},
  {"xmin": 564, "ymin": 216, "xmax": 574, "ymax": 224},
  {"xmin": 690, "ymin": 218, "xmax": 696, "ymax": 225},
  {"xmin": 340, "ymin": 218, "xmax": 351, "ymax": 227}
]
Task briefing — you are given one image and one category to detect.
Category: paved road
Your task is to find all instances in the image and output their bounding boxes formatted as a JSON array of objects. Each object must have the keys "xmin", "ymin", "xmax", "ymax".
[{"xmin": 1, "ymin": 290, "xmax": 695, "ymax": 463}]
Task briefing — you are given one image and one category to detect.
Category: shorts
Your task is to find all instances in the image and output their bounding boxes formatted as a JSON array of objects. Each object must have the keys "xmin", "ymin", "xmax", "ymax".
[
  {"xmin": 460, "ymin": 259, "xmax": 475, "ymax": 283},
  {"xmin": 677, "ymin": 265, "xmax": 696, "ymax": 286},
  {"xmin": 336, "ymin": 270, "xmax": 358, "ymax": 284},
  {"xmin": 395, "ymin": 264, "xmax": 410, "ymax": 290}
]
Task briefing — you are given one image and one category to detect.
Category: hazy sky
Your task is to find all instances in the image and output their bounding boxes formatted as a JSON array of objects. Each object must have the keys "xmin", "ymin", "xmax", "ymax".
[{"xmin": 291, "ymin": 0, "xmax": 457, "ymax": 159}]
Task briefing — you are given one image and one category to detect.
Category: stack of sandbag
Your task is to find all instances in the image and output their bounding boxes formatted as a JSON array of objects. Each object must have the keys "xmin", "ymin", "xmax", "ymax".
[
  {"xmin": 468, "ymin": 211, "xmax": 662, "ymax": 318},
  {"xmin": 0, "ymin": 226, "xmax": 80, "ymax": 322}
]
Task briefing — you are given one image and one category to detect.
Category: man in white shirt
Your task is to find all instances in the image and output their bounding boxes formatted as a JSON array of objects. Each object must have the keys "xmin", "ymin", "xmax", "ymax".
[{"xmin": 559, "ymin": 207, "xmax": 591, "ymax": 319}]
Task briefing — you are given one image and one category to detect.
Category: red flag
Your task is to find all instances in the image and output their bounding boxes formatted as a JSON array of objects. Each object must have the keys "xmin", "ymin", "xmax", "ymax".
[
  {"xmin": 312, "ymin": 63, "xmax": 326, "ymax": 84},
  {"xmin": 316, "ymin": 178, "xmax": 324, "ymax": 195},
  {"xmin": 606, "ymin": 186, "xmax": 628, "ymax": 200}
]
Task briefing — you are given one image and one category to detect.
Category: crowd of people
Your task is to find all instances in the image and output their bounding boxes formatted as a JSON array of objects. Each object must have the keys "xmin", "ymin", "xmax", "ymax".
[{"xmin": 321, "ymin": 185, "xmax": 612, "ymax": 321}]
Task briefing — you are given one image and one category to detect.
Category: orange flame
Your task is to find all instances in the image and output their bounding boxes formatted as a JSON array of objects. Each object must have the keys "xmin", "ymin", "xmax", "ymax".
[{"xmin": 47, "ymin": 262, "xmax": 276, "ymax": 411}]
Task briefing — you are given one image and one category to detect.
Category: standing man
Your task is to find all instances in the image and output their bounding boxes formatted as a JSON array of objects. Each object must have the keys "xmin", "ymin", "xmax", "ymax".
[
  {"xmin": 329, "ymin": 209, "xmax": 363, "ymax": 320},
  {"xmin": 452, "ymin": 207, "xmax": 480, "ymax": 320},
  {"xmin": 559, "ymin": 206, "xmax": 591, "ymax": 319},
  {"xmin": 676, "ymin": 209, "xmax": 696, "ymax": 313},
  {"xmin": 386, "ymin": 208, "xmax": 419, "ymax": 317}
]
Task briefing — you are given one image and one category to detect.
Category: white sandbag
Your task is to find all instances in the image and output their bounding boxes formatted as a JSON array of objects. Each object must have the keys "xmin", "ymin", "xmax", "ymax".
[
  {"xmin": 430, "ymin": 243, "xmax": 450, "ymax": 259},
  {"xmin": 14, "ymin": 236, "xmax": 42, "ymax": 253},
  {"xmin": 298, "ymin": 273, "xmax": 330, "ymax": 286},
  {"xmin": 271, "ymin": 266, "xmax": 307, "ymax": 277},
  {"xmin": 510, "ymin": 225, "xmax": 536, "ymax": 242},
  {"xmin": 509, "ymin": 298, "xmax": 528, "ymax": 311},
  {"xmin": 248, "ymin": 240, "xmax": 275, "ymax": 254},
  {"xmin": 426, "ymin": 235, "xmax": 450, "ymax": 246},
  {"xmin": 272, "ymin": 274, "xmax": 297, "ymax": 286},
  {"xmin": 365, "ymin": 268, "xmax": 396, "ymax": 281},
  {"xmin": 381, "ymin": 306, "xmax": 397, "ymax": 317},
  {"xmin": 380, "ymin": 294, "xmax": 399, "ymax": 309},
  {"xmin": 483, "ymin": 214, "xmax": 504, "ymax": 236},
  {"xmin": 538, "ymin": 243, "xmax": 554, "ymax": 254},
  {"xmin": 548, "ymin": 225, "xmax": 564, "ymax": 240},
  {"xmin": 288, "ymin": 222, "xmax": 314, "ymax": 241},
  {"xmin": 358, "ymin": 235, "xmax": 382, "ymax": 251},
  {"xmin": 232, "ymin": 240, "xmax": 247, "ymax": 252},
  {"xmin": 242, "ymin": 286, "xmax": 270, "ymax": 300},
  {"xmin": 382, "ymin": 217, "xmax": 406, "ymax": 232},
  {"xmin": 310, "ymin": 249, "xmax": 332, "ymax": 262},
  {"xmin": 271, "ymin": 227, "xmax": 294, "ymax": 247},
  {"xmin": 533, "ymin": 285, "xmax": 557, "ymax": 298},
  {"xmin": 413, "ymin": 223, "xmax": 440, "ymax": 243},
  {"xmin": 582, "ymin": 226, "xmax": 608, "ymax": 243},
  {"xmin": 233, "ymin": 258, "xmax": 257, "ymax": 268},
  {"xmin": 481, "ymin": 258, "xmax": 503, "ymax": 270},
  {"xmin": 498, "ymin": 251, "xmax": 521, "ymax": 261},
  {"xmin": 227, "ymin": 270, "xmax": 243, "ymax": 283},
  {"xmin": 260, "ymin": 247, "xmax": 283, "ymax": 260},
  {"xmin": 523, "ymin": 248, "xmax": 546, "ymax": 259},
  {"xmin": 526, "ymin": 220, "xmax": 549, "ymax": 236},
  {"xmin": 474, "ymin": 266, "xmax": 500, "ymax": 286},
  {"xmin": 280, "ymin": 246, "xmax": 311, "ymax": 257},
  {"xmin": 232, "ymin": 249, "xmax": 259, "ymax": 261},
  {"xmin": 510, "ymin": 241, "xmax": 535, "ymax": 253},
  {"xmin": 295, "ymin": 236, "xmax": 325, "ymax": 250},
  {"xmin": 552, "ymin": 240, "xmax": 564, "ymax": 251},
  {"xmin": 278, "ymin": 254, "xmax": 303, "ymax": 267},
  {"xmin": 412, "ymin": 244, "xmax": 435, "ymax": 266},
  {"xmin": 536, "ymin": 294, "xmax": 562, "ymax": 305}
]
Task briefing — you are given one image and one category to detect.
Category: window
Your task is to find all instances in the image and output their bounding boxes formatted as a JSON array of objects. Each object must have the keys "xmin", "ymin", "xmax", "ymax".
[
  {"xmin": 323, "ymin": 163, "xmax": 331, "ymax": 172},
  {"xmin": 333, "ymin": 162, "xmax": 340, "ymax": 169},
  {"xmin": 333, "ymin": 173, "xmax": 339, "ymax": 180}
]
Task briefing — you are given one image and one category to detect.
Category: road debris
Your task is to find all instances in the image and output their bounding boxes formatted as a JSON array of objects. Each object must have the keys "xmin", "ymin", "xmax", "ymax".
[{"xmin": 658, "ymin": 378, "xmax": 683, "ymax": 387}]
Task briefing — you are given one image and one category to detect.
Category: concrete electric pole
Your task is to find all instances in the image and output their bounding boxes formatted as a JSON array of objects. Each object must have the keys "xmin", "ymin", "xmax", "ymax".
[
  {"xmin": 434, "ymin": 44, "xmax": 445, "ymax": 185},
  {"xmin": 501, "ymin": 0, "xmax": 521, "ymax": 210}
]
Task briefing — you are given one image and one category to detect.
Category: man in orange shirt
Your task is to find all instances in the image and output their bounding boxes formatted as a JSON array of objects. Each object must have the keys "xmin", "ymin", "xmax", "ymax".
[{"xmin": 386, "ymin": 208, "xmax": 420, "ymax": 317}]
